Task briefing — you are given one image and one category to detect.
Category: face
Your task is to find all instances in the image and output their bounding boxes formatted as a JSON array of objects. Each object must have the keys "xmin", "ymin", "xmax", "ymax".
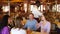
[
  {"xmin": 29, "ymin": 14, "xmax": 34, "ymax": 20},
  {"xmin": 20, "ymin": 20, "xmax": 24, "ymax": 25},
  {"xmin": 41, "ymin": 15, "xmax": 45, "ymax": 21},
  {"xmin": 8, "ymin": 18, "xmax": 12, "ymax": 24}
]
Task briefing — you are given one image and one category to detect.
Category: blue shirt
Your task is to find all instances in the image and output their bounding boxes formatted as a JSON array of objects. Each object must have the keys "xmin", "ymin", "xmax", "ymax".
[{"xmin": 24, "ymin": 19, "xmax": 37, "ymax": 30}]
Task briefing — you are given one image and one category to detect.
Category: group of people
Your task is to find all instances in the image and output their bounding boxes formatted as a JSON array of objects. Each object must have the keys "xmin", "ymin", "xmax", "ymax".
[{"xmin": 0, "ymin": 13, "xmax": 51, "ymax": 34}]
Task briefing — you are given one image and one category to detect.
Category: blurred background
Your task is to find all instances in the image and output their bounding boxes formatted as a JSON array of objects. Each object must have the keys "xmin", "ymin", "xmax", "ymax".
[{"xmin": 0, "ymin": 0, "xmax": 60, "ymax": 34}]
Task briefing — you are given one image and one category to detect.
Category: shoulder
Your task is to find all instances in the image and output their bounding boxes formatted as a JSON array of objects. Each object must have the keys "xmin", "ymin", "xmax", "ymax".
[
  {"xmin": 11, "ymin": 28, "xmax": 17, "ymax": 32},
  {"xmin": 34, "ymin": 19, "xmax": 37, "ymax": 22},
  {"xmin": 26, "ymin": 20, "xmax": 30, "ymax": 22},
  {"xmin": 11, "ymin": 28, "xmax": 15, "ymax": 30},
  {"xmin": 11, "ymin": 28, "xmax": 19, "ymax": 31},
  {"xmin": 47, "ymin": 21, "xmax": 51, "ymax": 25},
  {"xmin": 11, "ymin": 28, "xmax": 20, "ymax": 33},
  {"xmin": 20, "ymin": 29, "xmax": 26, "ymax": 34},
  {"xmin": 3, "ymin": 26, "xmax": 9, "ymax": 30},
  {"xmin": 2, "ymin": 26, "xmax": 10, "ymax": 33},
  {"xmin": 20, "ymin": 29, "xmax": 26, "ymax": 32},
  {"xmin": 47, "ymin": 21, "xmax": 51, "ymax": 26},
  {"xmin": 26, "ymin": 20, "xmax": 30, "ymax": 23}
]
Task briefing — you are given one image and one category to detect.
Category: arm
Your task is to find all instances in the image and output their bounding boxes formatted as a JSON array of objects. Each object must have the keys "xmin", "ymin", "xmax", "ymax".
[
  {"xmin": 36, "ymin": 22, "xmax": 41, "ymax": 29},
  {"xmin": 24, "ymin": 21, "xmax": 28, "ymax": 29},
  {"xmin": 46, "ymin": 22, "xmax": 51, "ymax": 34},
  {"xmin": 33, "ymin": 20, "xmax": 38, "ymax": 30}
]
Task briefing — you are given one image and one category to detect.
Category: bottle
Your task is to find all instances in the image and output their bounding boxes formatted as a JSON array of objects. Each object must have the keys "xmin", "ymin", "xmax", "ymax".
[{"xmin": 27, "ymin": 27, "xmax": 32, "ymax": 34}]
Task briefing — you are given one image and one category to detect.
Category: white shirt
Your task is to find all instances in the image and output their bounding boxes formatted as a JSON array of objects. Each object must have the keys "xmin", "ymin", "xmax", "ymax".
[
  {"xmin": 11, "ymin": 28, "xmax": 26, "ymax": 34},
  {"xmin": 31, "ymin": 6, "xmax": 43, "ymax": 18}
]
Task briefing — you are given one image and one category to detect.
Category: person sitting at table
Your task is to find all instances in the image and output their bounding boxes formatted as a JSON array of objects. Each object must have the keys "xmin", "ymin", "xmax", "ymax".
[
  {"xmin": 10, "ymin": 17, "xmax": 26, "ymax": 34},
  {"xmin": 8, "ymin": 16, "xmax": 15, "ymax": 29},
  {"xmin": 24, "ymin": 13, "xmax": 38, "ymax": 31},
  {"xmin": 0, "ymin": 15, "xmax": 10, "ymax": 34},
  {"xmin": 37, "ymin": 15, "xmax": 51, "ymax": 34}
]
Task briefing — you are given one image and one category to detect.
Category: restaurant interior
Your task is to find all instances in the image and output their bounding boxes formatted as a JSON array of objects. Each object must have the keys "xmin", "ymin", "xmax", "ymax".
[{"xmin": 0, "ymin": 0, "xmax": 60, "ymax": 34}]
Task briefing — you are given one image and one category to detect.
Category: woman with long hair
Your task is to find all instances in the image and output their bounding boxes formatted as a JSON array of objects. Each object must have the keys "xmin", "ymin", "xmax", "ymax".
[
  {"xmin": 0, "ymin": 15, "xmax": 10, "ymax": 34},
  {"xmin": 10, "ymin": 17, "xmax": 26, "ymax": 34},
  {"xmin": 37, "ymin": 15, "xmax": 51, "ymax": 34}
]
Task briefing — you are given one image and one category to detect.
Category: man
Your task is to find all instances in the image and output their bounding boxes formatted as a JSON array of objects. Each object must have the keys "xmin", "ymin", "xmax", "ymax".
[{"xmin": 24, "ymin": 13, "xmax": 38, "ymax": 30}]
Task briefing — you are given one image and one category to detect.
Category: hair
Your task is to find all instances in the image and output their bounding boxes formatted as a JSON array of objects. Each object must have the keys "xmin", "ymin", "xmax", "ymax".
[
  {"xmin": 43, "ymin": 13, "xmax": 50, "ymax": 21},
  {"xmin": 29, "ymin": 13, "xmax": 34, "ymax": 16},
  {"xmin": 0, "ymin": 15, "xmax": 9, "ymax": 31},
  {"xmin": 14, "ymin": 17, "xmax": 23, "ymax": 29}
]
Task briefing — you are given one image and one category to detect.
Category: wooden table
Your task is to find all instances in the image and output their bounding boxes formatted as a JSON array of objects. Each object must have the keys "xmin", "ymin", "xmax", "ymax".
[{"xmin": 31, "ymin": 31, "xmax": 40, "ymax": 34}]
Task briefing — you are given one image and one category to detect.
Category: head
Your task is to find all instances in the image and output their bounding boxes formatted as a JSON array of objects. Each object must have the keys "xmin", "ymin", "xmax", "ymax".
[
  {"xmin": 8, "ymin": 16, "xmax": 12, "ymax": 24},
  {"xmin": 41, "ymin": 15, "xmax": 46, "ymax": 21},
  {"xmin": 29, "ymin": 13, "xmax": 34, "ymax": 20},
  {"xmin": 0, "ymin": 15, "xmax": 9, "ymax": 31},
  {"xmin": 14, "ymin": 17, "xmax": 23, "ymax": 29}
]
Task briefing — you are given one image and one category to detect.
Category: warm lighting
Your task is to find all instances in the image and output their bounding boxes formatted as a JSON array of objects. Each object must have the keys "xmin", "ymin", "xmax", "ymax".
[
  {"xmin": 15, "ymin": 6, "xmax": 19, "ymax": 12},
  {"xmin": 2, "ymin": 6, "xmax": 10, "ymax": 12},
  {"xmin": 30, "ymin": 5, "xmax": 34, "ymax": 11},
  {"xmin": 41, "ymin": 0, "xmax": 46, "ymax": 2},
  {"xmin": 52, "ymin": 4, "xmax": 60, "ymax": 12},
  {"xmin": 24, "ymin": 3, "xmax": 27, "ymax": 13},
  {"xmin": 38, "ymin": 5, "xmax": 45, "ymax": 11},
  {"xmin": 41, "ymin": 5, "xmax": 44, "ymax": 11},
  {"xmin": 31, "ymin": 1, "xmax": 35, "ymax": 3}
]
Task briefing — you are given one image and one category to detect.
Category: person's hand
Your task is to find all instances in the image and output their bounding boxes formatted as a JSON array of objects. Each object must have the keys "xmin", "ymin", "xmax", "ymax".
[
  {"xmin": 27, "ymin": 27, "xmax": 32, "ymax": 34},
  {"xmin": 36, "ymin": 23, "xmax": 40, "ymax": 29}
]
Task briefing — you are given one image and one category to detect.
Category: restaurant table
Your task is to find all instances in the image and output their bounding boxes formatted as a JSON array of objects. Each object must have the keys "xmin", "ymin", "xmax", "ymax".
[
  {"xmin": 30, "ymin": 31, "xmax": 40, "ymax": 34},
  {"xmin": 32, "ymin": 31, "xmax": 40, "ymax": 34}
]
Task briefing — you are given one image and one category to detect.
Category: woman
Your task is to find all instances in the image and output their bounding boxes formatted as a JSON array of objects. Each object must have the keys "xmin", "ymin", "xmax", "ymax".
[
  {"xmin": 8, "ymin": 16, "xmax": 15, "ymax": 29},
  {"xmin": 11, "ymin": 17, "xmax": 26, "ymax": 34},
  {"xmin": 0, "ymin": 15, "xmax": 10, "ymax": 34},
  {"xmin": 37, "ymin": 15, "xmax": 51, "ymax": 34}
]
